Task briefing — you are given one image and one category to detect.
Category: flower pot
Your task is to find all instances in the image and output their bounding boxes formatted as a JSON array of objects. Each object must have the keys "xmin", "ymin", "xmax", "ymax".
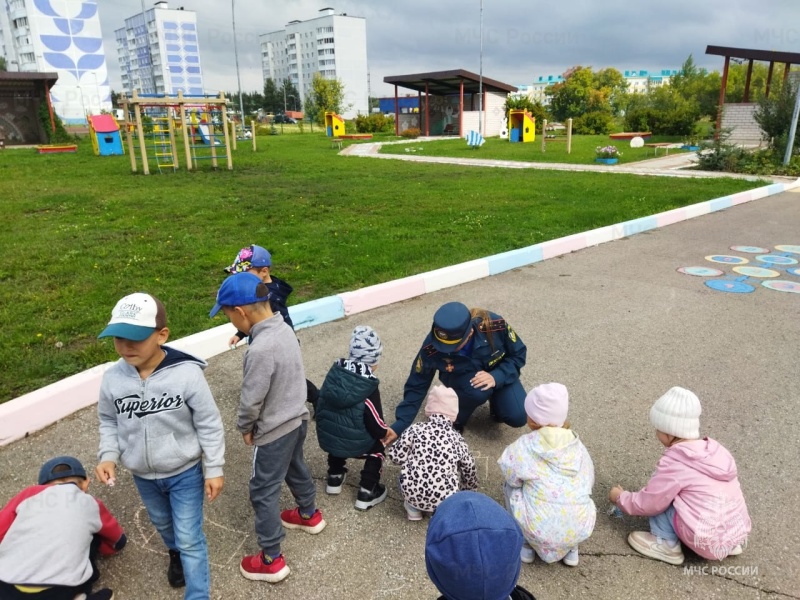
[{"xmin": 595, "ymin": 157, "xmax": 618, "ymax": 164}]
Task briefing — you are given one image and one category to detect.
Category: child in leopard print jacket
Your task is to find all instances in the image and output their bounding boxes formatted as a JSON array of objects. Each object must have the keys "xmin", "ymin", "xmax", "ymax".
[{"xmin": 387, "ymin": 386, "xmax": 478, "ymax": 520}]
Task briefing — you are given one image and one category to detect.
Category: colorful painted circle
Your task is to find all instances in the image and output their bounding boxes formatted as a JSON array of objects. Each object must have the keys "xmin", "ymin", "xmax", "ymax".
[
  {"xmin": 677, "ymin": 266, "xmax": 725, "ymax": 277},
  {"xmin": 755, "ymin": 255, "xmax": 798, "ymax": 265},
  {"xmin": 730, "ymin": 245, "xmax": 770, "ymax": 253},
  {"xmin": 761, "ymin": 280, "xmax": 800, "ymax": 294},
  {"xmin": 774, "ymin": 245, "xmax": 800, "ymax": 254},
  {"xmin": 787, "ymin": 268, "xmax": 800, "ymax": 277},
  {"xmin": 704, "ymin": 280, "xmax": 755, "ymax": 294},
  {"xmin": 705, "ymin": 255, "xmax": 749, "ymax": 265},
  {"xmin": 732, "ymin": 266, "xmax": 780, "ymax": 278}
]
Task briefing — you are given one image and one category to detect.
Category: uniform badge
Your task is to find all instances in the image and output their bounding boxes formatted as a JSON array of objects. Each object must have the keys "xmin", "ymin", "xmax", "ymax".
[
  {"xmin": 415, "ymin": 356, "xmax": 423, "ymax": 373},
  {"xmin": 508, "ymin": 326, "xmax": 517, "ymax": 343},
  {"xmin": 445, "ymin": 360, "xmax": 455, "ymax": 372}
]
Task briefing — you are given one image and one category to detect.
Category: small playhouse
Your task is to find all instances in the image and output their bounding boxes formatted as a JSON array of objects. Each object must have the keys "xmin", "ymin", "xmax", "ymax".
[
  {"xmin": 325, "ymin": 112, "xmax": 345, "ymax": 137},
  {"xmin": 88, "ymin": 114, "xmax": 124, "ymax": 156},
  {"xmin": 508, "ymin": 109, "xmax": 535, "ymax": 143}
]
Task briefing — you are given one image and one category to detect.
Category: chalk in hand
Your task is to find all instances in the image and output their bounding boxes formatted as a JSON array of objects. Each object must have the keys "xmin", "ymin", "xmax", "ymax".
[{"xmin": 107, "ymin": 478, "xmax": 116, "ymax": 487}]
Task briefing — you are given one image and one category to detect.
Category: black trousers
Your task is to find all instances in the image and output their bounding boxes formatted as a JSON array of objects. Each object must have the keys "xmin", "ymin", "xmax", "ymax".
[{"xmin": 327, "ymin": 439, "xmax": 385, "ymax": 490}]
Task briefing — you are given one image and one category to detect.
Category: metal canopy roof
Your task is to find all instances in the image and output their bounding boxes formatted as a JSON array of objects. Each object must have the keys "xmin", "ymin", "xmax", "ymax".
[
  {"xmin": 705, "ymin": 45, "xmax": 800, "ymax": 65},
  {"xmin": 384, "ymin": 69, "xmax": 517, "ymax": 95}
]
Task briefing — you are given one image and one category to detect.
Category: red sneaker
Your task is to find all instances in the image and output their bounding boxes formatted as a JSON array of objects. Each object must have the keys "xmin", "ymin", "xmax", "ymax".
[
  {"xmin": 239, "ymin": 552, "xmax": 290, "ymax": 583},
  {"xmin": 280, "ymin": 508, "xmax": 326, "ymax": 534}
]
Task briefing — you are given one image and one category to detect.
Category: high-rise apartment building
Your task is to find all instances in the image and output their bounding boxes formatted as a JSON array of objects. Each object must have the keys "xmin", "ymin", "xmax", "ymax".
[
  {"xmin": 260, "ymin": 7, "xmax": 368, "ymax": 118},
  {"xmin": 115, "ymin": 1, "xmax": 204, "ymax": 97},
  {"xmin": 0, "ymin": 0, "xmax": 112, "ymax": 123}
]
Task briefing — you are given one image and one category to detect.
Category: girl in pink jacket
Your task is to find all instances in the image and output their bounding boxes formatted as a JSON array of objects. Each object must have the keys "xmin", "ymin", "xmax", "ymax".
[{"xmin": 609, "ymin": 387, "xmax": 751, "ymax": 565}]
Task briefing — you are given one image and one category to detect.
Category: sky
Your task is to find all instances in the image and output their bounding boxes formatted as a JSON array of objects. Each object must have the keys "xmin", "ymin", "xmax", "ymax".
[{"xmin": 98, "ymin": 0, "xmax": 799, "ymax": 98}]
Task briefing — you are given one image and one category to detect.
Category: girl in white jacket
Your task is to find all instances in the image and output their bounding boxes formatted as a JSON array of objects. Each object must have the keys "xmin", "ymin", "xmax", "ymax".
[{"xmin": 498, "ymin": 383, "xmax": 596, "ymax": 566}]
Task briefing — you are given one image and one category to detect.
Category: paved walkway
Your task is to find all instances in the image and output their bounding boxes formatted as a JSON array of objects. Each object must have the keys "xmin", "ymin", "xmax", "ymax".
[
  {"xmin": 2, "ymin": 191, "xmax": 798, "ymax": 599},
  {"xmin": 341, "ymin": 139, "xmax": 793, "ymax": 183}
]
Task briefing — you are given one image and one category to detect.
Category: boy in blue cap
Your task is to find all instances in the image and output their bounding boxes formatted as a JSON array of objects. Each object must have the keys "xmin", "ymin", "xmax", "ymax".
[
  {"xmin": 425, "ymin": 491, "xmax": 536, "ymax": 600},
  {"xmin": 0, "ymin": 456, "xmax": 126, "ymax": 600},
  {"xmin": 211, "ymin": 272, "xmax": 325, "ymax": 584}
]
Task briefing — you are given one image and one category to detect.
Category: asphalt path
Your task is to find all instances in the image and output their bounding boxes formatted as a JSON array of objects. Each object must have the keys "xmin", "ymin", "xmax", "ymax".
[{"xmin": 1, "ymin": 190, "xmax": 798, "ymax": 599}]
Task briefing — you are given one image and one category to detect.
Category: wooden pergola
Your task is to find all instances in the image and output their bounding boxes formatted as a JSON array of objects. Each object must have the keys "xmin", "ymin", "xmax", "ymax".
[
  {"xmin": 383, "ymin": 69, "xmax": 517, "ymax": 137},
  {"xmin": 706, "ymin": 45, "xmax": 800, "ymax": 135}
]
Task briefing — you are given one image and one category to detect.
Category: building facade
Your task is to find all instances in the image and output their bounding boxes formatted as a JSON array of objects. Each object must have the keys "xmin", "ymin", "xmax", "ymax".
[
  {"xmin": 260, "ymin": 7, "xmax": 368, "ymax": 119},
  {"xmin": 115, "ymin": 1, "xmax": 204, "ymax": 97},
  {"xmin": 0, "ymin": 0, "xmax": 112, "ymax": 123}
]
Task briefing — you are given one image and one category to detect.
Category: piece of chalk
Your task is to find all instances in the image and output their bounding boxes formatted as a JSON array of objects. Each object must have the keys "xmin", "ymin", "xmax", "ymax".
[
  {"xmin": 107, "ymin": 478, "xmax": 116, "ymax": 487},
  {"xmin": 607, "ymin": 505, "xmax": 623, "ymax": 518}
]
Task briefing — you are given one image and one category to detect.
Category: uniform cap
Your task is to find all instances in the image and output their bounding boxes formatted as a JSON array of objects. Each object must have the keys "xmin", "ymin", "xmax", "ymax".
[{"xmin": 431, "ymin": 302, "xmax": 472, "ymax": 354}]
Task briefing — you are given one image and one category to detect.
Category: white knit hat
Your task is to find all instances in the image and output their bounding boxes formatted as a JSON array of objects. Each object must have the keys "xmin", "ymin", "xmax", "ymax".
[
  {"xmin": 650, "ymin": 387, "xmax": 702, "ymax": 439},
  {"xmin": 348, "ymin": 325, "xmax": 383, "ymax": 366}
]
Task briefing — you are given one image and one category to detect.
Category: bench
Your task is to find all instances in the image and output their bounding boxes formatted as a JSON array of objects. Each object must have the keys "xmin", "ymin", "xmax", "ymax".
[
  {"xmin": 644, "ymin": 142, "xmax": 675, "ymax": 156},
  {"xmin": 331, "ymin": 139, "xmax": 343, "ymax": 150}
]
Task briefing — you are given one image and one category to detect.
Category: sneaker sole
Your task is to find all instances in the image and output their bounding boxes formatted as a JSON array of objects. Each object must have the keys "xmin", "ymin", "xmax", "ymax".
[
  {"xmin": 240, "ymin": 563, "xmax": 290, "ymax": 583},
  {"xmin": 562, "ymin": 557, "xmax": 579, "ymax": 567},
  {"xmin": 728, "ymin": 545, "xmax": 743, "ymax": 556},
  {"xmin": 281, "ymin": 519, "xmax": 327, "ymax": 534},
  {"xmin": 520, "ymin": 554, "xmax": 535, "ymax": 564},
  {"xmin": 326, "ymin": 473, "xmax": 347, "ymax": 495},
  {"xmin": 405, "ymin": 512, "xmax": 423, "ymax": 521},
  {"xmin": 355, "ymin": 488, "xmax": 388, "ymax": 511},
  {"xmin": 627, "ymin": 533, "xmax": 684, "ymax": 565}
]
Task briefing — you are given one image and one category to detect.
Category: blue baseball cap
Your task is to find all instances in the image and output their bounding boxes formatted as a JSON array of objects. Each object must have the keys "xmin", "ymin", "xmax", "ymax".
[
  {"xmin": 38, "ymin": 456, "xmax": 88, "ymax": 485},
  {"xmin": 224, "ymin": 244, "xmax": 272, "ymax": 274},
  {"xmin": 431, "ymin": 302, "xmax": 473, "ymax": 353},
  {"xmin": 210, "ymin": 272, "xmax": 270, "ymax": 317}
]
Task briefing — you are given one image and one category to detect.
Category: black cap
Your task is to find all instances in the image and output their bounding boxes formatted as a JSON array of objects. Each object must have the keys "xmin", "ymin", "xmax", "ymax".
[
  {"xmin": 431, "ymin": 302, "xmax": 472, "ymax": 353},
  {"xmin": 38, "ymin": 456, "xmax": 88, "ymax": 485}
]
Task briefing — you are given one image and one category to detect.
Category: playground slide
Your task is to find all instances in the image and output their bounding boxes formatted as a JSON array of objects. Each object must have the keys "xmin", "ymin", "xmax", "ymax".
[{"xmin": 198, "ymin": 122, "xmax": 221, "ymax": 145}]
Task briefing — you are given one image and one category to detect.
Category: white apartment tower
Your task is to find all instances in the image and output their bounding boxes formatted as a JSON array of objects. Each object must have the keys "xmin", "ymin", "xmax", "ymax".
[
  {"xmin": 0, "ymin": 0, "xmax": 112, "ymax": 123},
  {"xmin": 115, "ymin": 1, "xmax": 204, "ymax": 97},
  {"xmin": 260, "ymin": 7, "xmax": 368, "ymax": 119}
]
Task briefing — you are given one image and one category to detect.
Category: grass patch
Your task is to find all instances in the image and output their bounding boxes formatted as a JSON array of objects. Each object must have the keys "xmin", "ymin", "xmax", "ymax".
[
  {"xmin": 380, "ymin": 134, "xmax": 689, "ymax": 164},
  {"xmin": 0, "ymin": 133, "xmax": 766, "ymax": 400}
]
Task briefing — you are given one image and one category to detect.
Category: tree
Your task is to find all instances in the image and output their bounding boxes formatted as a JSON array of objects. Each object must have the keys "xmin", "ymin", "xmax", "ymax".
[
  {"xmin": 0, "ymin": 56, "xmax": 6, "ymax": 72},
  {"xmin": 305, "ymin": 73, "xmax": 350, "ymax": 125},
  {"xmin": 263, "ymin": 78, "xmax": 283, "ymax": 114},
  {"xmin": 670, "ymin": 55, "xmax": 722, "ymax": 120},
  {"xmin": 546, "ymin": 66, "xmax": 620, "ymax": 134},
  {"xmin": 754, "ymin": 82, "xmax": 799, "ymax": 152},
  {"xmin": 503, "ymin": 95, "xmax": 549, "ymax": 124},
  {"xmin": 279, "ymin": 78, "xmax": 302, "ymax": 112}
]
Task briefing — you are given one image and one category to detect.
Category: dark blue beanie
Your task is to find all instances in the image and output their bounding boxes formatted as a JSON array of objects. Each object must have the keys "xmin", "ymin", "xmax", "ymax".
[{"xmin": 425, "ymin": 491, "xmax": 523, "ymax": 600}]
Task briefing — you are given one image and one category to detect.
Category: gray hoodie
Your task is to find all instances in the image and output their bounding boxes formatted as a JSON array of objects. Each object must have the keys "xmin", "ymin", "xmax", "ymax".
[
  {"xmin": 98, "ymin": 347, "xmax": 225, "ymax": 480},
  {"xmin": 239, "ymin": 313, "xmax": 308, "ymax": 446}
]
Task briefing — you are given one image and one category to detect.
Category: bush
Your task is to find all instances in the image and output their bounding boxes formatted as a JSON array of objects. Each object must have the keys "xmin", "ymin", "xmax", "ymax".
[
  {"xmin": 754, "ymin": 84, "xmax": 798, "ymax": 152},
  {"xmin": 400, "ymin": 127, "xmax": 421, "ymax": 139},
  {"xmin": 574, "ymin": 111, "xmax": 614, "ymax": 134},
  {"xmin": 38, "ymin": 101, "xmax": 74, "ymax": 144},
  {"xmin": 354, "ymin": 113, "xmax": 395, "ymax": 134}
]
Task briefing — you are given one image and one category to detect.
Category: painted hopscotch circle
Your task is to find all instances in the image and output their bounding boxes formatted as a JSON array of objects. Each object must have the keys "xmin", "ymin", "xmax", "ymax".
[
  {"xmin": 787, "ymin": 268, "xmax": 800, "ymax": 277},
  {"xmin": 705, "ymin": 280, "xmax": 755, "ymax": 293},
  {"xmin": 774, "ymin": 245, "xmax": 800, "ymax": 254},
  {"xmin": 755, "ymin": 255, "xmax": 798, "ymax": 266},
  {"xmin": 678, "ymin": 266, "xmax": 725, "ymax": 277},
  {"xmin": 761, "ymin": 280, "xmax": 800, "ymax": 294},
  {"xmin": 705, "ymin": 255, "xmax": 749, "ymax": 265},
  {"xmin": 732, "ymin": 266, "xmax": 780, "ymax": 278},
  {"xmin": 730, "ymin": 245, "xmax": 770, "ymax": 254}
]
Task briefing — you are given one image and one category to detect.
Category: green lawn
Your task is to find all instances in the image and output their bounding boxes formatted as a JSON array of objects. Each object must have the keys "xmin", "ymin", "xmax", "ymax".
[
  {"xmin": 379, "ymin": 134, "xmax": 690, "ymax": 164},
  {"xmin": 0, "ymin": 133, "xmax": 765, "ymax": 400}
]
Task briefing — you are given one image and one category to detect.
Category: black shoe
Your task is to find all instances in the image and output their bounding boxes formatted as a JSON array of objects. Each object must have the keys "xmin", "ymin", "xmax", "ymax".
[
  {"xmin": 354, "ymin": 484, "xmax": 387, "ymax": 510},
  {"xmin": 326, "ymin": 470, "xmax": 347, "ymax": 495},
  {"xmin": 88, "ymin": 589, "xmax": 115, "ymax": 600},
  {"xmin": 168, "ymin": 549, "xmax": 185, "ymax": 588}
]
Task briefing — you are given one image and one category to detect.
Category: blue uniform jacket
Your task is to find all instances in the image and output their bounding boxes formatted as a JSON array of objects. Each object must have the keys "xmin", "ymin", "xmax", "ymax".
[{"xmin": 392, "ymin": 312, "xmax": 526, "ymax": 435}]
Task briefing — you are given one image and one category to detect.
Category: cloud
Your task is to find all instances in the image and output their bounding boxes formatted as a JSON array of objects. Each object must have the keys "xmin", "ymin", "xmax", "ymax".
[{"xmin": 99, "ymin": 0, "xmax": 800, "ymax": 99}]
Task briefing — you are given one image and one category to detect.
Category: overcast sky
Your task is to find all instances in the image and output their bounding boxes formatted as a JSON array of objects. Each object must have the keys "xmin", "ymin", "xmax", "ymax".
[{"xmin": 99, "ymin": 0, "xmax": 799, "ymax": 97}]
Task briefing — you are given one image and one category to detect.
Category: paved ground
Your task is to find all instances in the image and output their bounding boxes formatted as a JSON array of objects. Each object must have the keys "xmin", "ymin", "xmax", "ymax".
[{"xmin": 1, "ymin": 190, "xmax": 799, "ymax": 599}]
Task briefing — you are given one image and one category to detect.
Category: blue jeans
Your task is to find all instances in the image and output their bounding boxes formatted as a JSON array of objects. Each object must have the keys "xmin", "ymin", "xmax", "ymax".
[
  {"xmin": 649, "ymin": 504, "xmax": 679, "ymax": 544},
  {"xmin": 134, "ymin": 462, "xmax": 210, "ymax": 600}
]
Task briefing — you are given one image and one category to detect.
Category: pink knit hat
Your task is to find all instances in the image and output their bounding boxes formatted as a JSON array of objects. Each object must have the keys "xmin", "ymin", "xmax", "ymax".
[
  {"xmin": 425, "ymin": 386, "xmax": 459, "ymax": 422},
  {"xmin": 524, "ymin": 383, "xmax": 569, "ymax": 427}
]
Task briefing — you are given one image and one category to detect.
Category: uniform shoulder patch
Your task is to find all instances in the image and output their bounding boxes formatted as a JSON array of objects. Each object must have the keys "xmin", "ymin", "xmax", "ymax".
[
  {"xmin": 415, "ymin": 355, "xmax": 423, "ymax": 373},
  {"xmin": 422, "ymin": 343, "xmax": 438, "ymax": 357},
  {"xmin": 508, "ymin": 325, "xmax": 517, "ymax": 343},
  {"xmin": 479, "ymin": 318, "xmax": 507, "ymax": 333}
]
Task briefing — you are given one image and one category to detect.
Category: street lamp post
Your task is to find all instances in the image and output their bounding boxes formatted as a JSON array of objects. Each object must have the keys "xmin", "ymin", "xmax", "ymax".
[
  {"xmin": 232, "ymin": 0, "xmax": 246, "ymax": 128},
  {"xmin": 478, "ymin": 0, "xmax": 483, "ymax": 135},
  {"xmin": 88, "ymin": 71, "xmax": 100, "ymax": 115}
]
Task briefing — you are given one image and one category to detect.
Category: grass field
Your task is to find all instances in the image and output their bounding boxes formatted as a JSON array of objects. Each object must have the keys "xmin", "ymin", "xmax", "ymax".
[
  {"xmin": 0, "ymin": 133, "xmax": 766, "ymax": 400},
  {"xmin": 379, "ymin": 133, "xmax": 689, "ymax": 164}
]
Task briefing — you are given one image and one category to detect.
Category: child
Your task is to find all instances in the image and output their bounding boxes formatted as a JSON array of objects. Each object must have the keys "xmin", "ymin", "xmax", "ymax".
[
  {"xmin": 497, "ymin": 382, "xmax": 596, "ymax": 566},
  {"xmin": 223, "ymin": 244, "xmax": 320, "ymax": 414},
  {"xmin": 95, "ymin": 293, "xmax": 225, "ymax": 599},
  {"xmin": 609, "ymin": 386, "xmax": 751, "ymax": 565},
  {"xmin": 0, "ymin": 456, "xmax": 125, "ymax": 600},
  {"xmin": 316, "ymin": 326, "xmax": 388, "ymax": 510},
  {"xmin": 387, "ymin": 386, "xmax": 478, "ymax": 520},
  {"xmin": 210, "ymin": 272, "xmax": 325, "ymax": 584},
  {"xmin": 425, "ymin": 491, "xmax": 536, "ymax": 600}
]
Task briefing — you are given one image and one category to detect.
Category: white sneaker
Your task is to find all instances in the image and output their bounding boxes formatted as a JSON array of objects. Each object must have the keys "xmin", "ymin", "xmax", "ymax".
[
  {"xmin": 627, "ymin": 531, "xmax": 685, "ymax": 565},
  {"xmin": 404, "ymin": 501, "xmax": 423, "ymax": 521},
  {"xmin": 520, "ymin": 545, "xmax": 535, "ymax": 564},
  {"xmin": 563, "ymin": 547, "xmax": 579, "ymax": 567}
]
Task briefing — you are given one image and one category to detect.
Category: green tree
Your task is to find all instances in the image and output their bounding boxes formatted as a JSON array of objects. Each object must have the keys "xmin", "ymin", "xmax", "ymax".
[
  {"xmin": 547, "ymin": 66, "xmax": 594, "ymax": 121},
  {"xmin": 503, "ymin": 95, "xmax": 549, "ymax": 124},
  {"xmin": 305, "ymin": 73, "xmax": 349, "ymax": 125},
  {"xmin": 754, "ymin": 82, "xmax": 798, "ymax": 152},
  {"xmin": 279, "ymin": 79, "xmax": 302, "ymax": 112},
  {"xmin": 263, "ymin": 79, "xmax": 283, "ymax": 114},
  {"xmin": 546, "ymin": 65, "xmax": 621, "ymax": 133},
  {"xmin": 592, "ymin": 67, "xmax": 628, "ymax": 113},
  {"xmin": 0, "ymin": 56, "xmax": 7, "ymax": 72},
  {"xmin": 670, "ymin": 55, "xmax": 723, "ymax": 120}
]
